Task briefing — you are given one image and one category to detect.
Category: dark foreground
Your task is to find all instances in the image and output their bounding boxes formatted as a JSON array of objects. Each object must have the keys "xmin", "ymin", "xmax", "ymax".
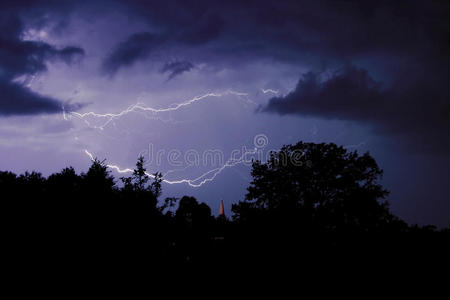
[{"xmin": 2, "ymin": 142, "xmax": 449, "ymax": 273}]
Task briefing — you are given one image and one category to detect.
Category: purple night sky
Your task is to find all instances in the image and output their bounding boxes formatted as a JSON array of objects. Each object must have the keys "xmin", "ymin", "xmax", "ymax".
[{"xmin": 1, "ymin": 0, "xmax": 449, "ymax": 227}]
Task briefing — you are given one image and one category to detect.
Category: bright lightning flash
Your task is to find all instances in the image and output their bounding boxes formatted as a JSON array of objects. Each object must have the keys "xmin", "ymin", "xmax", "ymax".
[
  {"xmin": 75, "ymin": 88, "xmax": 276, "ymax": 188},
  {"xmin": 68, "ymin": 90, "xmax": 254, "ymax": 130},
  {"xmin": 84, "ymin": 148, "xmax": 258, "ymax": 188}
]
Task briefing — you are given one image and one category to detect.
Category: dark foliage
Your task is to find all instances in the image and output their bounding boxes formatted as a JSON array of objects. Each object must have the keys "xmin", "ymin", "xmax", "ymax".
[
  {"xmin": 233, "ymin": 141, "xmax": 403, "ymax": 232},
  {"xmin": 1, "ymin": 142, "xmax": 448, "ymax": 269}
]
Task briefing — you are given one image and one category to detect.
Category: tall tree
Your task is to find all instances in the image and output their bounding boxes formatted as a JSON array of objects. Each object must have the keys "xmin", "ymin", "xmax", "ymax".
[
  {"xmin": 120, "ymin": 156, "xmax": 162, "ymax": 206},
  {"xmin": 232, "ymin": 141, "xmax": 398, "ymax": 232},
  {"xmin": 132, "ymin": 156, "xmax": 149, "ymax": 192},
  {"xmin": 82, "ymin": 158, "xmax": 115, "ymax": 197}
]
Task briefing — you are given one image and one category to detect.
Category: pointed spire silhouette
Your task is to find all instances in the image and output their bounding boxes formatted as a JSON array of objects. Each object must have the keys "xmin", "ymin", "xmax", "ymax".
[{"xmin": 219, "ymin": 199, "xmax": 225, "ymax": 217}]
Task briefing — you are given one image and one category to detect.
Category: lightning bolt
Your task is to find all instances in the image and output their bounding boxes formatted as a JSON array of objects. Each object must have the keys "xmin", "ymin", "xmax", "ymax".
[
  {"xmin": 68, "ymin": 90, "xmax": 254, "ymax": 130},
  {"xmin": 75, "ymin": 88, "xmax": 277, "ymax": 187},
  {"xmin": 261, "ymin": 88, "xmax": 279, "ymax": 94},
  {"xmin": 84, "ymin": 148, "xmax": 258, "ymax": 188}
]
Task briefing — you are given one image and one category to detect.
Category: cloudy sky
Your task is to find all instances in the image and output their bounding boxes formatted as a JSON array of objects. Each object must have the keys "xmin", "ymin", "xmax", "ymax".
[{"xmin": 1, "ymin": 0, "xmax": 449, "ymax": 227}]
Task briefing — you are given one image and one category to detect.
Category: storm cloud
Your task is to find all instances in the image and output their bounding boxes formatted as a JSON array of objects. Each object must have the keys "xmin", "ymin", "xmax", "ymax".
[
  {"xmin": 101, "ymin": 32, "xmax": 165, "ymax": 75},
  {"xmin": 100, "ymin": 9, "xmax": 222, "ymax": 76},
  {"xmin": 262, "ymin": 64, "xmax": 450, "ymax": 153},
  {"xmin": 0, "ymin": 81, "xmax": 83, "ymax": 116},
  {"xmin": 262, "ymin": 66, "xmax": 384, "ymax": 119},
  {"xmin": 101, "ymin": 1, "xmax": 447, "ymax": 62},
  {"xmin": 160, "ymin": 60, "xmax": 194, "ymax": 80},
  {"xmin": 0, "ymin": 6, "xmax": 85, "ymax": 116},
  {"xmin": 3, "ymin": 0, "xmax": 449, "ymax": 147}
]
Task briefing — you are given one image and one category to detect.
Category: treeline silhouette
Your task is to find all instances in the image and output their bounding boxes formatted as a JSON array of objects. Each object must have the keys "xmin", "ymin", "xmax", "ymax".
[{"xmin": 2, "ymin": 141, "xmax": 448, "ymax": 268}]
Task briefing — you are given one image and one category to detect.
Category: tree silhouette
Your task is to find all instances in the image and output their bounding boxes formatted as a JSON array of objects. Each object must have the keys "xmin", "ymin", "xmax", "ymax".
[
  {"xmin": 173, "ymin": 196, "xmax": 215, "ymax": 263},
  {"xmin": 1, "ymin": 142, "xmax": 448, "ymax": 268},
  {"xmin": 47, "ymin": 167, "xmax": 81, "ymax": 201},
  {"xmin": 120, "ymin": 156, "xmax": 162, "ymax": 205},
  {"xmin": 175, "ymin": 196, "xmax": 212, "ymax": 226},
  {"xmin": 0, "ymin": 171, "xmax": 18, "ymax": 200},
  {"xmin": 159, "ymin": 197, "xmax": 178, "ymax": 215},
  {"xmin": 232, "ymin": 141, "xmax": 400, "ymax": 233},
  {"xmin": 132, "ymin": 156, "xmax": 149, "ymax": 191},
  {"xmin": 82, "ymin": 158, "xmax": 115, "ymax": 198}
]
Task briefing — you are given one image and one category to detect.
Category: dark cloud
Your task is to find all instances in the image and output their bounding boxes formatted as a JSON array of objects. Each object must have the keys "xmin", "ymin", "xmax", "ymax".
[
  {"xmin": 102, "ymin": 0, "xmax": 450, "ymax": 83},
  {"xmin": 160, "ymin": 60, "xmax": 194, "ymax": 80},
  {"xmin": 0, "ymin": 8, "xmax": 84, "ymax": 116},
  {"xmin": 0, "ymin": 81, "xmax": 83, "ymax": 116},
  {"xmin": 177, "ymin": 11, "xmax": 223, "ymax": 45},
  {"xmin": 101, "ymin": 32, "xmax": 165, "ymax": 75},
  {"xmin": 261, "ymin": 65, "xmax": 450, "ymax": 153},
  {"xmin": 101, "ymin": 9, "xmax": 222, "ymax": 76},
  {"xmin": 107, "ymin": 0, "xmax": 448, "ymax": 62},
  {"xmin": 56, "ymin": 46, "xmax": 85, "ymax": 64},
  {"xmin": 261, "ymin": 66, "xmax": 383, "ymax": 118}
]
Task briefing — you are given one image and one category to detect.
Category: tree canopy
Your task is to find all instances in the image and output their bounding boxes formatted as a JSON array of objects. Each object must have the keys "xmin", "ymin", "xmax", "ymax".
[{"xmin": 233, "ymin": 141, "xmax": 405, "ymax": 233}]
